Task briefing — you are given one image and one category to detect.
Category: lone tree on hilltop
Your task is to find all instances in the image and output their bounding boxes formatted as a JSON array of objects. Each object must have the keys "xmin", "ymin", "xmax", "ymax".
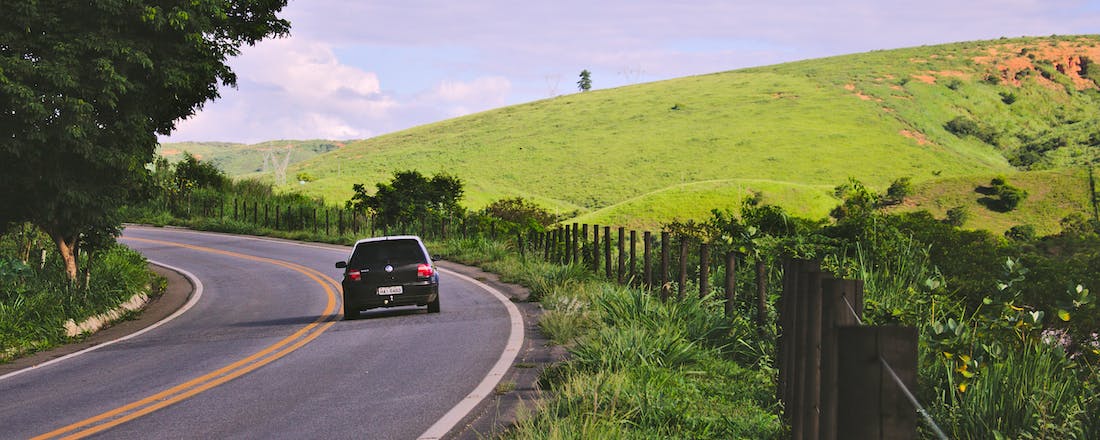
[
  {"xmin": 577, "ymin": 69, "xmax": 592, "ymax": 92},
  {"xmin": 0, "ymin": 0, "xmax": 289, "ymax": 281}
]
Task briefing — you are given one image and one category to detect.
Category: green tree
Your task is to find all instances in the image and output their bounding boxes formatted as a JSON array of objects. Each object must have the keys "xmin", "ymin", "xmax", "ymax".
[
  {"xmin": 883, "ymin": 177, "xmax": 912, "ymax": 205},
  {"xmin": 481, "ymin": 197, "xmax": 559, "ymax": 232},
  {"xmin": 0, "ymin": 0, "xmax": 289, "ymax": 281},
  {"xmin": 577, "ymin": 69, "xmax": 592, "ymax": 92},
  {"xmin": 174, "ymin": 152, "xmax": 229, "ymax": 194},
  {"xmin": 347, "ymin": 170, "xmax": 465, "ymax": 227}
]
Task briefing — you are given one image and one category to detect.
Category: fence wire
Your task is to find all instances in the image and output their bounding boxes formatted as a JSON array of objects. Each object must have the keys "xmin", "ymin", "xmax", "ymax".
[{"xmin": 842, "ymin": 296, "xmax": 949, "ymax": 440}]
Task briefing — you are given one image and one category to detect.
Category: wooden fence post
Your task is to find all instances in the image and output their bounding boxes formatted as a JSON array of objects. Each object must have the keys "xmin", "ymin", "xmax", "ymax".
[
  {"xmin": 617, "ymin": 227, "xmax": 625, "ymax": 284},
  {"xmin": 630, "ymin": 230, "xmax": 637, "ymax": 284},
  {"xmin": 603, "ymin": 226, "xmax": 612, "ymax": 279},
  {"xmin": 802, "ymin": 269, "xmax": 826, "ymax": 440},
  {"xmin": 699, "ymin": 243, "xmax": 710, "ymax": 298},
  {"xmin": 836, "ymin": 326, "xmax": 918, "ymax": 440},
  {"xmin": 677, "ymin": 236, "xmax": 688, "ymax": 300},
  {"xmin": 821, "ymin": 279, "xmax": 863, "ymax": 440},
  {"xmin": 660, "ymin": 231, "xmax": 670, "ymax": 301}
]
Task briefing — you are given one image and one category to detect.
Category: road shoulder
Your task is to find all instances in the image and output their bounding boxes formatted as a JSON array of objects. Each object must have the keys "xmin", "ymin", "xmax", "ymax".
[{"xmin": 434, "ymin": 260, "xmax": 567, "ymax": 440}]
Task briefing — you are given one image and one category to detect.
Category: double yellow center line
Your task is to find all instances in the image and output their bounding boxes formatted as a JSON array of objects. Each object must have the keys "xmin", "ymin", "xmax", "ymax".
[{"xmin": 34, "ymin": 238, "xmax": 341, "ymax": 439}]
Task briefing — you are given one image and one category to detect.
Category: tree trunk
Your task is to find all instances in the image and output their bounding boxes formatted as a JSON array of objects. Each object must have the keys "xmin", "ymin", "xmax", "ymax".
[{"xmin": 49, "ymin": 231, "xmax": 79, "ymax": 282}]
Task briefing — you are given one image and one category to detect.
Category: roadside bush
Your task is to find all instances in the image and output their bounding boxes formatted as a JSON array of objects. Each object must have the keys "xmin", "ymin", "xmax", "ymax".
[{"xmin": 480, "ymin": 197, "xmax": 561, "ymax": 234}]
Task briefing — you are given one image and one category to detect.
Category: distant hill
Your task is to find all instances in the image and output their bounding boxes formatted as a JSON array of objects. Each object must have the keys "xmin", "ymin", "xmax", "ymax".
[
  {"xmin": 203, "ymin": 35, "xmax": 1100, "ymax": 234},
  {"xmin": 157, "ymin": 140, "xmax": 345, "ymax": 177}
]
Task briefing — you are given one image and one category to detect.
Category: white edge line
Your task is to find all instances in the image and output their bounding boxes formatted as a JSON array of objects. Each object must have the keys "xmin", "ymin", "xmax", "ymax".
[
  {"xmin": 0, "ymin": 260, "xmax": 204, "ymax": 382},
  {"xmin": 124, "ymin": 226, "xmax": 527, "ymax": 438},
  {"xmin": 418, "ymin": 268, "xmax": 525, "ymax": 440}
]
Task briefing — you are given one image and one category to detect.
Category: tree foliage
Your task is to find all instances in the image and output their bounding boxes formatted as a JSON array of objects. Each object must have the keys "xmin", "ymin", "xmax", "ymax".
[
  {"xmin": 347, "ymin": 170, "xmax": 465, "ymax": 227},
  {"xmin": 481, "ymin": 197, "xmax": 560, "ymax": 232},
  {"xmin": 174, "ymin": 152, "xmax": 229, "ymax": 194},
  {"xmin": 0, "ymin": 0, "xmax": 289, "ymax": 280},
  {"xmin": 577, "ymin": 69, "xmax": 592, "ymax": 92}
]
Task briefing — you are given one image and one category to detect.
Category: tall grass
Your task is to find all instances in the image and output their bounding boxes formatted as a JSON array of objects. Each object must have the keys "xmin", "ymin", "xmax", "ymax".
[
  {"xmin": 434, "ymin": 236, "xmax": 782, "ymax": 439},
  {"xmin": 930, "ymin": 340, "xmax": 1091, "ymax": 439}
]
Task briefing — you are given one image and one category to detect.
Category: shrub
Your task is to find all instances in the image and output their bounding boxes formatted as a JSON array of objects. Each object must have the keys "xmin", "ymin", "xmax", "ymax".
[
  {"xmin": 945, "ymin": 116, "xmax": 997, "ymax": 144},
  {"xmin": 883, "ymin": 177, "xmax": 912, "ymax": 205},
  {"xmin": 1005, "ymin": 224, "xmax": 1037, "ymax": 241},
  {"xmin": 988, "ymin": 177, "xmax": 1028, "ymax": 212},
  {"xmin": 945, "ymin": 206, "xmax": 969, "ymax": 226}
]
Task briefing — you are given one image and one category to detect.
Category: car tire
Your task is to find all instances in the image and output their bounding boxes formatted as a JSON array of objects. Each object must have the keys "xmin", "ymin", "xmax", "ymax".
[{"xmin": 427, "ymin": 295, "xmax": 440, "ymax": 313}]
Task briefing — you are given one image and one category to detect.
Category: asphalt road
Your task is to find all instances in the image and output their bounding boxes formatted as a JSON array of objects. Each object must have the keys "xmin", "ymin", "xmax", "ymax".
[{"xmin": 0, "ymin": 226, "xmax": 521, "ymax": 439}]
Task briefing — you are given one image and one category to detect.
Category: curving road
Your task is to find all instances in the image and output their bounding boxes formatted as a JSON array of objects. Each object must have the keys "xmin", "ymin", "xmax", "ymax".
[{"xmin": 0, "ymin": 226, "xmax": 521, "ymax": 439}]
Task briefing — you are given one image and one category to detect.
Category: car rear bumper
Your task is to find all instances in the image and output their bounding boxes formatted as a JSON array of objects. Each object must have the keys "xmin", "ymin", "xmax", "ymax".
[{"xmin": 343, "ymin": 281, "xmax": 438, "ymax": 311}]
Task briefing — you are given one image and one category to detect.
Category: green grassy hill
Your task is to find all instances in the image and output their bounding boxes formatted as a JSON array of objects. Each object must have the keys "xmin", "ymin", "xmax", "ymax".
[{"xmin": 241, "ymin": 36, "xmax": 1100, "ymax": 233}]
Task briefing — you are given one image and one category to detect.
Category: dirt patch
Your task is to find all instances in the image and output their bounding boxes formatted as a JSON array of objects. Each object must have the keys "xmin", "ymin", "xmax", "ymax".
[
  {"xmin": 911, "ymin": 74, "xmax": 937, "ymax": 84},
  {"xmin": 972, "ymin": 39, "xmax": 1100, "ymax": 89},
  {"xmin": 935, "ymin": 70, "xmax": 970, "ymax": 79},
  {"xmin": 844, "ymin": 84, "xmax": 881, "ymax": 101},
  {"xmin": 161, "ymin": 149, "xmax": 182, "ymax": 156},
  {"xmin": 900, "ymin": 129, "xmax": 931, "ymax": 146}
]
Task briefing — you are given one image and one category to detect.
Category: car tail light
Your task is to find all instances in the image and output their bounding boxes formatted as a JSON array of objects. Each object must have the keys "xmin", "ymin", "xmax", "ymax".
[
  {"xmin": 348, "ymin": 270, "xmax": 361, "ymax": 281},
  {"xmin": 417, "ymin": 264, "xmax": 434, "ymax": 278}
]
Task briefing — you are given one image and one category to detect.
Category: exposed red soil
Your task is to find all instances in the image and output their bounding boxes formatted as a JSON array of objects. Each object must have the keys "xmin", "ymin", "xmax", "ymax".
[
  {"xmin": 972, "ymin": 39, "xmax": 1100, "ymax": 89},
  {"xmin": 900, "ymin": 129, "xmax": 931, "ymax": 146}
]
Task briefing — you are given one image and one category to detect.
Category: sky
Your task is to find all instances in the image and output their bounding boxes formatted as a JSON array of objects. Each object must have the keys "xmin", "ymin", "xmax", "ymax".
[{"xmin": 161, "ymin": 0, "xmax": 1100, "ymax": 144}]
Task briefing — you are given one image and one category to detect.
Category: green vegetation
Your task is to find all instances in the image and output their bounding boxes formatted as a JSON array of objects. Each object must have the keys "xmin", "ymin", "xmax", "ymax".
[
  {"xmin": 1, "ymin": 226, "xmax": 157, "ymax": 362},
  {"xmin": 254, "ymin": 35, "xmax": 1100, "ymax": 235},
  {"xmin": 433, "ymin": 237, "xmax": 783, "ymax": 439},
  {"xmin": 346, "ymin": 170, "xmax": 464, "ymax": 227},
  {"xmin": 1, "ymin": 0, "xmax": 289, "ymax": 282}
]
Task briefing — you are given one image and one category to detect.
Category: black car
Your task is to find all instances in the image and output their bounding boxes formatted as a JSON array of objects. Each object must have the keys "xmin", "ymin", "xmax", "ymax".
[{"xmin": 336, "ymin": 235, "xmax": 440, "ymax": 319}]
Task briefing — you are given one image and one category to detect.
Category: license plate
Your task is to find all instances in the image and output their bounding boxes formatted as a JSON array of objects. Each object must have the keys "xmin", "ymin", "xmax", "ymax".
[{"xmin": 377, "ymin": 285, "xmax": 403, "ymax": 295}]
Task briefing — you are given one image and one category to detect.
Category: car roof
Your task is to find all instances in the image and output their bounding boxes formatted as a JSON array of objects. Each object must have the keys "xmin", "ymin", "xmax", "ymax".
[{"xmin": 351, "ymin": 235, "xmax": 424, "ymax": 247}]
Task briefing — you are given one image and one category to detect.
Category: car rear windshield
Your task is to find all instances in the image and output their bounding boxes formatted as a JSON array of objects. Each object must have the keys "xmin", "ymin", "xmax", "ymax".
[{"xmin": 348, "ymin": 239, "xmax": 426, "ymax": 268}]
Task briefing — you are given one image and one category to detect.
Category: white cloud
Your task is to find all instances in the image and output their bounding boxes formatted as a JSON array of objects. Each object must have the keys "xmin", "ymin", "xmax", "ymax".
[
  {"xmin": 163, "ymin": 35, "xmax": 398, "ymax": 142},
  {"xmin": 161, "ymin": 0, "xmax": 1100, "ymax": 143}
]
